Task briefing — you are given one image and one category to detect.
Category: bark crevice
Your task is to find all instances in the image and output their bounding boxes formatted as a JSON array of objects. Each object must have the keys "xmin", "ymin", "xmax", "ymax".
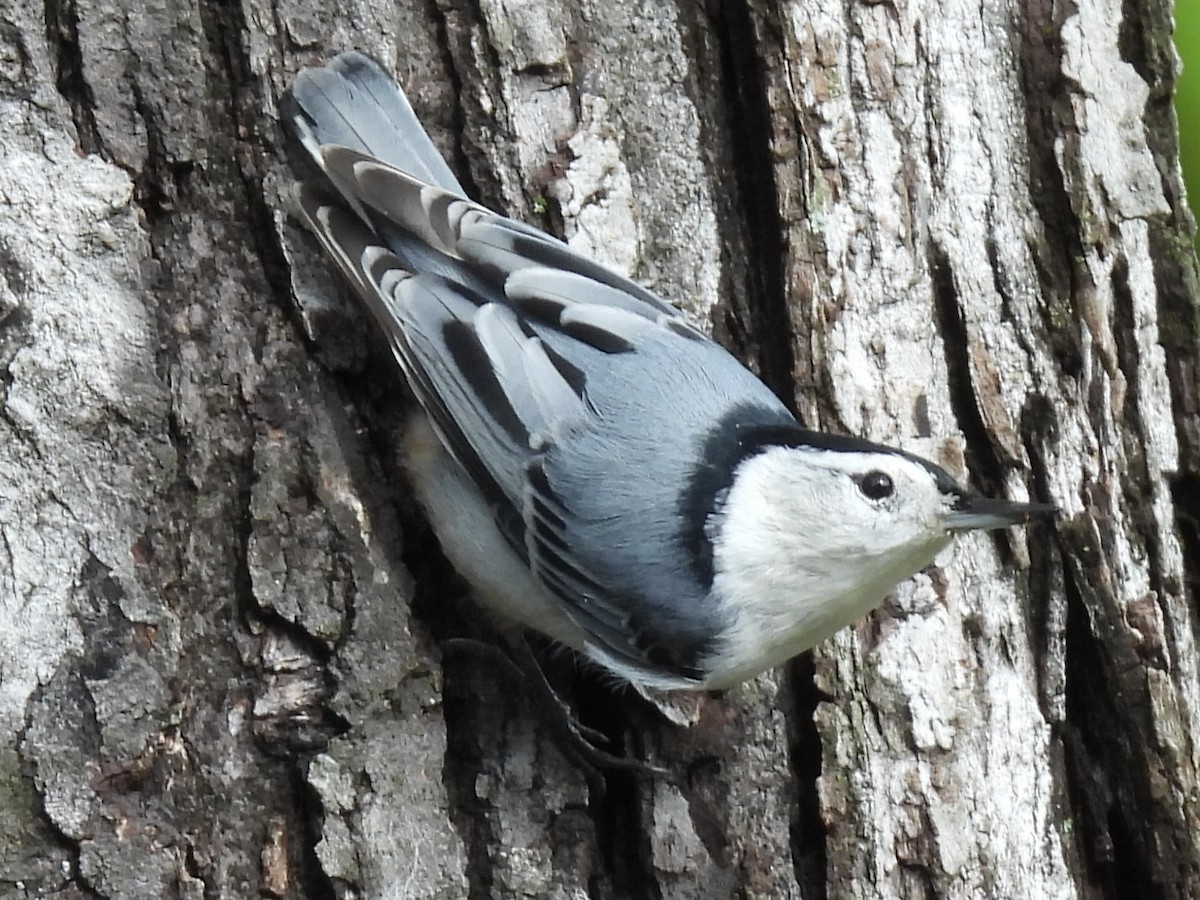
[
  {"xmin": 707, "ymin": 0, "xmax": 796, "ymax": 406},
  {"xmin": 44, "ymin": 0, "xmax": 101, "ymax": 154}
]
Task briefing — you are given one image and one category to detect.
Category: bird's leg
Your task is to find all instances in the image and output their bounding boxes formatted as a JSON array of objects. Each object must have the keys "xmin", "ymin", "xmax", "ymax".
[{"xmin": 441, "ymin": 634, "xmax": 665, "ymax": 791}]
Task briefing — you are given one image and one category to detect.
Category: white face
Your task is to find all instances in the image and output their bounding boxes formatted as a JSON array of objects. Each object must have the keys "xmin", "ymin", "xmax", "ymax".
[
  {"xmin": 705, "ymin": 444, "xmax": 961, "ymax": 686},
  {"xmin": 750, "ymin": 446, "xmax": 959, "ymax": 562}
]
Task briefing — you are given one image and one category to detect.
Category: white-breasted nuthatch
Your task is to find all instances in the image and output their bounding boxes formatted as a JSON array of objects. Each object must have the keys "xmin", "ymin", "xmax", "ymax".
[{"xmin": 286, "ymin": 52, "xmax": 1052, "ymax": 695}]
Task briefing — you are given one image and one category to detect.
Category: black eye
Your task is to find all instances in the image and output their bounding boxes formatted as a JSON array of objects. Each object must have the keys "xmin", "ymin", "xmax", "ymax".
[{"xmin": 858, "ymin": 470, "xmax": 895, "ymax": 500}]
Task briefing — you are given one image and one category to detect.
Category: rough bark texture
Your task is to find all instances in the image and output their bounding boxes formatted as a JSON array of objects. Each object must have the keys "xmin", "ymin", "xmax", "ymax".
[{"xmin": 1, "ymin": 0, "xmax": 1197, "ymax": 898}]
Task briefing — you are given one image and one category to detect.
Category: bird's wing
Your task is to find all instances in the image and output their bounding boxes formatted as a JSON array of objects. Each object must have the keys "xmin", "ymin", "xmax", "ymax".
[
  {"xmin": 289, "ymin": 53, "xmax": 735, "ymax": 685},
  {"xmin": 295, "ymin": 181, "xmax": 717, "ymax": 686},
  {"xmin": 315, "ymin": 144, "xmax": 702, "ymax": 324}
]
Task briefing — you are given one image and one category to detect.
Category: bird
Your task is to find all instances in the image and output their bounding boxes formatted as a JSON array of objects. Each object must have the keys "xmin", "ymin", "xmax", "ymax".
[{"xmin": 284, "ymin": 50, "xmax": 1053, "ymax": 701}]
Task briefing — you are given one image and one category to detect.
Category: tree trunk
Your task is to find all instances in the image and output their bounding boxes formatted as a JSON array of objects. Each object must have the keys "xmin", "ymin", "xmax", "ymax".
[{"xmin": 1, "ymin": 0, "xmax": 1196, "ymax": 898}]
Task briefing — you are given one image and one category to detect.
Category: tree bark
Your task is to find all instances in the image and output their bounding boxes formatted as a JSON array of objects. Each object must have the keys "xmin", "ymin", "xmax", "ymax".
[{"xmin": 1, "ymin": 0, "xmax": 1196, "ymax": 898}]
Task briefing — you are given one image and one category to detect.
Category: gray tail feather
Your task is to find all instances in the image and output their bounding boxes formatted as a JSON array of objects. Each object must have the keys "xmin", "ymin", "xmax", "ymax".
[{"xmin": 289, "ymin": 51, "xmax": 465, "ymax": 195}]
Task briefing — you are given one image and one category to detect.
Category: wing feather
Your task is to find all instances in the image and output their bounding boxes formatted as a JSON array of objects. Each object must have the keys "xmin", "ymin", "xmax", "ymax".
[
  {"xmin": 313, "ymin": 144, "xmax": 683, "ymax": 323},
  {"xmin": 302, "ymin": 189, "xmax": 718, "ymax": 683}
]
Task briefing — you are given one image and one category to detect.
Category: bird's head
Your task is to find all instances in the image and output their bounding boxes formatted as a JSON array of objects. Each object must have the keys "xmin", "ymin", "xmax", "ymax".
[{"xmin": 702, "ymin": 430, "xmax": 1054, "ymax": 686}]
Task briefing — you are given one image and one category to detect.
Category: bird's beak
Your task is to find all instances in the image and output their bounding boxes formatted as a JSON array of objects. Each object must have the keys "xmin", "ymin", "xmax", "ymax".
[{"xmin": 943, "ymin": 494, "xmax": 1057, "ymax": 532}]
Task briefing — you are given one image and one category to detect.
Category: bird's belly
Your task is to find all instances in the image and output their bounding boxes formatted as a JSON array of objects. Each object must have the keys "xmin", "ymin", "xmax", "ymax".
[{"xmin": 402, "ymin": 413, "xmax": 588, "ymax": 650}]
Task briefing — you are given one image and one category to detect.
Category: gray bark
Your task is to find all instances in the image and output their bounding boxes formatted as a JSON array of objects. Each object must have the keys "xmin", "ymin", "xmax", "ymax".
[{"xmin": 1, "ymin": 0, "xmax": 1196, "ymax": 898}]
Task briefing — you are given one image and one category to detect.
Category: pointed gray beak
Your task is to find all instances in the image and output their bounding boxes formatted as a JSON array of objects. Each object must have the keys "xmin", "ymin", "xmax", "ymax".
[{"xmin": 943, "ymin": 494, "xmax": 1057, "ymax": 532}]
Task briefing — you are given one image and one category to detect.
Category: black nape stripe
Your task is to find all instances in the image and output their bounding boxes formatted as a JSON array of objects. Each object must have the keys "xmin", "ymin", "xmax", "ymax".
[
  {"xmin": 678, "ymin": 404, "xmax": 799, "ymax": 588},
  {"xmin": 733, "ymin": 422, "xmax": 963, "ymax": 496},
  {"xmin": 676, "ymin": 404, "xmax": 965, "ymax": 587}
]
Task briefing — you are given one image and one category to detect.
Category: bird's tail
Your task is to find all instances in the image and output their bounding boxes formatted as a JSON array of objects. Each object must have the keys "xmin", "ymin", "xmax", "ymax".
[{"xmin": 288, "ymin": 51, "xmax": 464, "ymax": 196}]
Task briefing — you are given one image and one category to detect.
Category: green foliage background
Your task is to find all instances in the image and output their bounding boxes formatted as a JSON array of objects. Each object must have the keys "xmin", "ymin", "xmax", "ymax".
[{"xmin": 1178, "ymin": 5, "xmax": 1198, "ymax": 228}]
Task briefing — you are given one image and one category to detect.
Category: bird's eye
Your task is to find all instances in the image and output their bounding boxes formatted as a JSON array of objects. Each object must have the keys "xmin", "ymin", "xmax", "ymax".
[{"xmin": 858, "ymin": 470, "xmax": 895, "ymax": 500}]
